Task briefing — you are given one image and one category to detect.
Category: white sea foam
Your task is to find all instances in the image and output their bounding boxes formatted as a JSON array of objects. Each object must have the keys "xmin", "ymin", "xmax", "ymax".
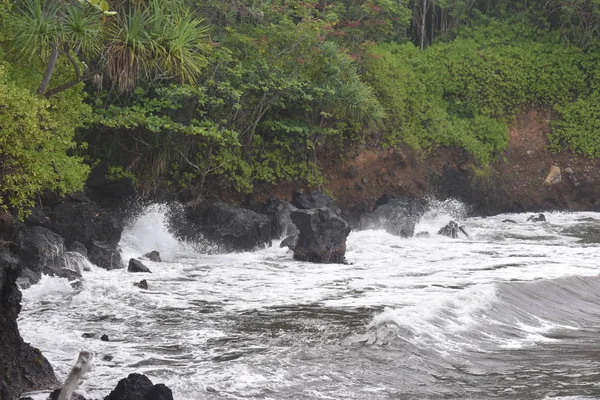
[{"xmin": 17, "ymin": 203, "xmax": 600, "ymax": 399}]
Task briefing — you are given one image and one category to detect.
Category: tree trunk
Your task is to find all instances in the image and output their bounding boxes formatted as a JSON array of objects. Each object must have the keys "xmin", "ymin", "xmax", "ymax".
[{"xmin": 37, "ymin": 42, "xmax": 59, "ymax": 95}]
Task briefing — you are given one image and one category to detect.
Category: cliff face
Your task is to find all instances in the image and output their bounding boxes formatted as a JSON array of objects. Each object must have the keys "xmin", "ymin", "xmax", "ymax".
[
  {"xmin": 262, "ymin": 107, "xmax": 600, "ymax": 218},
  {"xmin": 0, "ymin": 243, "xmax": 57, "ymax": 399}
]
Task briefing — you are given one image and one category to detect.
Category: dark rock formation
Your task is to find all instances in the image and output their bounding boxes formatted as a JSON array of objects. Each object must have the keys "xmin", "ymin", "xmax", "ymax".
[
  {"xmin": 291, "ymin": 190, "xmax": 341, "ymax": 215},
  {"xmin": 67, "ymin": 241, "xmax": 88, "ymax": 258},
  {"xmin": 358, "ymin": 195, "xmax": 425, "ymax": 237},
  {"xmin": 134, "ymin": 279, "xmax": 149, "ymax": 290},
  {"xmin": 438, "ymin": 221, "xmax": 469, "ymax": 239},
  {"xmin": 88, "ymin": 240, "xmax": 124, "ymax": 270},
  {"xmin": 24, "ymin": 207, "xmax": 53, "ymax": 229},
  {"xmin": 101, "ymin": 334, "xmax": 110, "ymax": 342},
  {"xmin": 143, "ymin": 251, "xmax": 161, "ymax": 262},
  {"xmin": 128, "ymin": 259, "xmax": 151, "ymax": 273},
  {"xmin": 527, "ymin": 213, "xmax": 547, "ymax": 222},
  {"xmin": 260, "ymin": 196, "xmax": 299, "ymax": 239},
  {"xmin": 16, "ymin": 226, "xmax": 65, "ymax": 284},
  {"xmin": 104, "ymin": 373, "xmax": 173, "ymax": 400},
  {"xmin": 51, "ymin": 198, "xmax": 123, "ymax": 248},
  {"xmin": 280, "ymin": 235, "xmax": 298, "ymax": 251},
  {"xmin": 290, "ymin": 208, "xmax": 351, "ymax": 263},
  {"xmin": 0, "ymin": 245, "xmax": 57, "ymax": 400},
  {"xmin": 173, "ymin": 202, "xmax": 272, "ymax": 251},
  {"xmin": 47, "ymin": 388, "xmax": 88, "ymax": 400}
]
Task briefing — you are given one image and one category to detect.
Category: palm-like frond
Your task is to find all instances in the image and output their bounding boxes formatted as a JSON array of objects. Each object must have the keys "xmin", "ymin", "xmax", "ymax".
[
  {"xmin": 11, "ymin": 0, "xmax": 62, "ymax": 60},
  {"xmin": 159, "ymin": 11, "xmax": 209, "ymax": 85},
  {"xmin": 105, "ymin": 5, "xmax": 154, "ymax": 91},
  {"xmin": 63, "ymin": 4, "xmax": 102, "ymax": 58}
]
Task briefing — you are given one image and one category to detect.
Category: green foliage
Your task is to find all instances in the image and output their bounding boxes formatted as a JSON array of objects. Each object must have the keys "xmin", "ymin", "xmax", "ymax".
[
  {"xmin": 550, "ymin": 92, "xmax": 600, "ymax": 158},
  {"xmin": 0, "ymin": 63, "xmax": 90, "ymax": 217}
]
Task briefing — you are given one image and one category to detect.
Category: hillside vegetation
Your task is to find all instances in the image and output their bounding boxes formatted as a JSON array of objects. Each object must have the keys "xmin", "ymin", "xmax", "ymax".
[{"xmin": 2, "ymin": 0, "xmax": 600, "ymax": 215}]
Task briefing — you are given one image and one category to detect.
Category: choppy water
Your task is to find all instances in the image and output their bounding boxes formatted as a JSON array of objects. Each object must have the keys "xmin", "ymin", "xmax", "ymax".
[{"xmin": 18, "ymin": 201, "xmax": 600, "ymax": 399}]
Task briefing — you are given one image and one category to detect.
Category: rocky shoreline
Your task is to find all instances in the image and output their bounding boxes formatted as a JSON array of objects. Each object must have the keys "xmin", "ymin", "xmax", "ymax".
[{"xmin": 4, "ymin": 116, "xmax": 600, "ymax": 397}]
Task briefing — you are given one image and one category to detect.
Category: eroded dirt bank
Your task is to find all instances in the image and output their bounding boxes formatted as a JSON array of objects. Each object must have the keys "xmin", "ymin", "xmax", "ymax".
[{"xmin": 261, "ymin": 107, "xmax": 600, "ymax": 218}]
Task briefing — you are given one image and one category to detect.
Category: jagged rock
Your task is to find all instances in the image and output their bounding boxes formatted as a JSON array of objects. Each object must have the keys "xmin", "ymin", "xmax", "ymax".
[
  {"xmin": 143, "ymin": 251, "xmax": 161, "ymax": 262},
  {"xmin": 134, "ymin": 279, "xmax": 149, "ymax": 290},
  {"xmin": 88, "ymin": 240, "xmax": 124, "ymax": 270},
  {"xmin": 527, "ymin": 213, "xmax": 546, "ymax": 222},
  {"xmin": 291, "ymin": 190, "xmax": 341, "ymax": 215},
  {"xmin": 290, "ymin": 208, "xmax": 351, "ymax": 263},
  {"xmin": 176, "ymin": 203, "xmax": 272, "ymax": 251},
  {"xmin": 16, "ymin": 226, "xmax": 65, "ymax": 283},
  {"xmin": 104, "ymin": 373, "xmax": 173, "ymax": 400},
  {"xmin": 543, "ymin": 165, "xmax": 562, "ymax": 185},
  {"xmin": 358, "ymin": 195, "xmax": 425, "ymax": 237},
  {"xmin": 128, "ymin": 259, "xmax": 151, "ymax": 273},
  {"xmin": 52, "ymin": 199, "xmax": 123, "ymax": 248},
  {"xmin": 280, "ymin": 235, "xmax": 298, "ymax": 251},
  {"xmin": 0, "ymin": 244, "xmax": 57, "ymax": 400},
  {"xmin": 101, "ymin": 334, "xmax": 110, "ymax": 342}
]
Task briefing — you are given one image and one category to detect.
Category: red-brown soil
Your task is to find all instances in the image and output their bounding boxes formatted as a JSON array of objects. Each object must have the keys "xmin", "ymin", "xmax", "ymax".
[{"xmin": 259, "ymin": 106, "xmax": 600, "ymax": 216}]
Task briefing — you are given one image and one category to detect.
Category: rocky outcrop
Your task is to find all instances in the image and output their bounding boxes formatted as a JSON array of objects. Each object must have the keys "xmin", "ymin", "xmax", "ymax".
[
  {"xmin": 291, "ymin": 190, "xmax": 342, "ymax": 216},
  {"xmin": 357, "ymin": 195, "xmax": 424, "ymax": 237},
  {"xmin": 88, "ymin": 240, "xmax": 124, "ymax": 270},
  {"xmin": 104, "ymin": 373, "xmax": 173, "ymax": 400},
  {"xmin": 172, "ymin": 202, "xmax": 272, "ymax": 251},
  {"xmin": 51, "ymin": 197, "xmax": 123, "ymax": 248},
  {"xmin": 0, "ymin": 245, "xmax": 57, "ymax": 400},
  {"xmin": 16, "ymin": 226, "xmax": 65, "ymax": 283},
  {"xmin": 437, "ymin": 221, "xmax": 469, "ymax": 239},
  {"xmin": 290, "ymin": 208, "xmax": 351, "ymax": 263},
  {"xmin": 128, "ymin": 259, "xmax": 151, "ymax": 273}
]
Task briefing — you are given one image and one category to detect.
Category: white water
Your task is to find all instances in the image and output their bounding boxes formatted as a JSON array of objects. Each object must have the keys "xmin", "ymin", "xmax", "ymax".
[{"xmin": 18, "ymin": 202, "xmax": 600, "ymax": 399}]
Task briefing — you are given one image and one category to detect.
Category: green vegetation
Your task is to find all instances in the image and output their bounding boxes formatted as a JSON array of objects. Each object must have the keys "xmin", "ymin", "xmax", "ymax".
[{"xmin": 3, "ymin": 0, "xmax": 600, "ymax": 216}]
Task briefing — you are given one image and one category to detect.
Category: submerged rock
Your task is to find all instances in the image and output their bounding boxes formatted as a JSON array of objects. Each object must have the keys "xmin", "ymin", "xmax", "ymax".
[
  {"xmin": 291, "ymin": 208, "xmax": 351, "ymax": 263},
  {"xmin": 134, "ymin": 279, "xmax": 149, "ymax": 290},
  {"xmin": 128, "ymin": 259, "xmax": 151, "ymax": 273}
]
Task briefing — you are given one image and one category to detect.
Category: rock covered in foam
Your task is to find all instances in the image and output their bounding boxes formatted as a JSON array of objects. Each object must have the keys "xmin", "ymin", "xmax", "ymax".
[
  {"xmin": 358, "ymin": 195, "xmax": 424, "ymax": 237},
  {"xmin": 143, "ymin": 251, "xmax": 161, "ymax": 262}
]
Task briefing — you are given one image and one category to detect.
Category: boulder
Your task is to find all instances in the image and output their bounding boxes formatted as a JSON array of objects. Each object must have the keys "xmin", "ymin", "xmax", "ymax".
[
  {"xmin": 358, "ymin": 196, "xmax": 425, "ymax": 237},
  {"xmin": 143, "ymin": 251, "xmax": 161, "ymax": 262},
  {"xmin": 104, "ymin": 373, "xmax": 173, "ymax": 400},
  {"xmin": 16, "ymin": 226, "xmax": 65, "ymax": 283},
  {"xmin": 543, "ymin": 165, "xmax": 562, "ymax": 185},
  {"xmin": 67, "ymin": 241, "xmax": 88, "ymax": 258},
  {"xmin": 88, "ymin": 240, "xmax": 124, "ymax": 270},
  {"xmin": 0, "ymin": 245, "xmax": 57, "ymax": 400},
  {"xmin": 128, "ymin": 259, "xmax": 151, "ymax": 273},
  {"xmin": 290, "ymin": 208, "xmax": 351, "ymax": 263}
]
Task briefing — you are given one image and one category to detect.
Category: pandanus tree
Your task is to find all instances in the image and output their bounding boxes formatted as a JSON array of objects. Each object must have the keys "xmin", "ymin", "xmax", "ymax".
[{"xmin": 8, "ymin": 0, "xmax": 209, "ymax": 97}]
